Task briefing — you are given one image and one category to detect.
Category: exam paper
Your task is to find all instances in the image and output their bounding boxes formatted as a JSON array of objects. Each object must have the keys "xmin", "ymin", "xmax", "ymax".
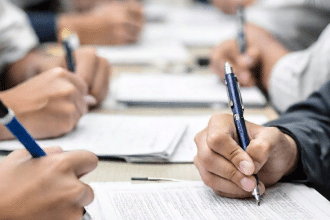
[
  {"xmin": 0, "ymin": 114, "xmax": 187, "ymax": 160},
  {"xmin": 86, "ymin": 181, "xmax": 330, "ymax": 220},
  {"xmin": 114, "ymin": 73, "xmax": 267, "ymax": 107}
]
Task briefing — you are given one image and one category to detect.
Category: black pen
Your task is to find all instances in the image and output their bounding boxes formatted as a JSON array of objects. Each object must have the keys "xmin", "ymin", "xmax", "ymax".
[
  {"xmin": 237, "ymin": 5, "xmax": 246, "ymax": 53},
  {"xmin": 224, "ymin": 62, "xmax": 261, "ymax": 205}
]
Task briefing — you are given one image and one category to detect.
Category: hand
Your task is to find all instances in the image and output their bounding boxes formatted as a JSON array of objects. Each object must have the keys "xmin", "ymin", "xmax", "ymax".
[
  {"xmin": 58, "ymin": 1, "xmax": 145, "ymax": 45},
  {"xmin": 0, "ymin": 67, "xmax": 88, "ymax": 140},
  {"xmin": 211, "ymin": 0, "xmax": 256, "ymax": 14},
  {"xmin": 194, "ymin": 114, "xmax": 299, "ymax": 198},
  {"xmin": 210, "ymin": 23, "xmax": 289, "ymax": 91},
  {"xmin": 73, "ymin": 47, "xmax": 111, "ymax": 106},
  {"xmin": 9, "ymin": 46, "xmax": 111, "ymax": 106},
  {"xmin": 0, "ymin": 147, "xmax": 98, "ymax": 220}
]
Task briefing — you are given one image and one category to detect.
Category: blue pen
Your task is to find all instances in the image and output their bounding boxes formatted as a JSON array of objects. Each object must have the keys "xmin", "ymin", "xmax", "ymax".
[
  {"xmin": 237, "ymin": 5, "xmax": 246, "ymax": 54},
  {"xmin": 63, "ymin": 39, "xmax": 75, "ymax": 72},
  {"xmin": 0, "ymin": 100, "xmax": 46, "ymax": 157},
  {"xmin": 224, "ymin": 62, "xmax": 261, "ymax": 205}
]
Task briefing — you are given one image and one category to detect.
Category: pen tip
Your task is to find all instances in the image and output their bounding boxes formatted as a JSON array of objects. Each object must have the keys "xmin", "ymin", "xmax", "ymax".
[
  {"xmin": 258, "ymin": 201, "xmax": 260, "ymax": 206},
  {"xmin": 224, "ymin": 62, "xmax": 233, "ymax": 74}
]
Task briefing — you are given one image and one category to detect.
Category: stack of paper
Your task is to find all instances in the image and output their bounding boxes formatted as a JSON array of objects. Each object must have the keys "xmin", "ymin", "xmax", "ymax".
[
  {"xmin": 0, "ymin": 114, "xmax": 268, "ymax": 163},
  {"xmin": 114, "ymin": 73, "xmax": 267, "ymax": 107},
  {"xmin": 86, "ymin": 181, "xmax": 330, "ymax": 220},
  {"xmin": 0, "ymin": 114, "xmax": 187, "ymax": 162}
]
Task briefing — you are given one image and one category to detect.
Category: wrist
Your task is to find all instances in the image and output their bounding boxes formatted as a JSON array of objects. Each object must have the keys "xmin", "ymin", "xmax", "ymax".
[{"xmin": 283, "ymin": 134, "xmax": 299, "ymax": 176}]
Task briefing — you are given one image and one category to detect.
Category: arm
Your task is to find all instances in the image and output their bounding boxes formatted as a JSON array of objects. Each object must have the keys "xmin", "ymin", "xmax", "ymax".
[
  {"xmin": 266, "ymin": 80, "xmax": 330, "ymax": 200},
  {"xmin": 0, "ymin": 0, "xmax": 38, "ymax": 73}
]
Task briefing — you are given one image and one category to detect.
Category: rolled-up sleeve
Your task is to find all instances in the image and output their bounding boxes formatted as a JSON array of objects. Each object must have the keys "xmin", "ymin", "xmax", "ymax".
[
  {"xmin": 269, "ymin": 24, "xmax": 330, "ymax": 113},
  {"xmin": 0, "ymin": 0, "xmax": 39, "ymax": 73}
]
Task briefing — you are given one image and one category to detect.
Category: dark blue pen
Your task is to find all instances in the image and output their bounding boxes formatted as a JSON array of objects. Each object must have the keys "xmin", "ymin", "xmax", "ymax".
[
  {"xmin": 0, "ymin": 100, "xmax": 46, "ymax": 157},
  {"xmin": 224, "ymin": 62, "xmax": 261, "ymax": 205},
  {"xmin": 63, "ymin": 38, "xmax": 75, "ymax": 72},
  {"xmin": 237, "ymin": 5, "xmax": 246, "ymax": 54}
]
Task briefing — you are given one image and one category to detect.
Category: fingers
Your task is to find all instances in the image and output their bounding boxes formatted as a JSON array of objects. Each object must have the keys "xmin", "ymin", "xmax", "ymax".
[
  {"xmin": 89, "ymin": 57, "xmax": 111, "ymax": 104},
  {"xmin": 63, "ymin": 150, "xmax": 98, "ymax": 178},
  {"xmin": 195, "ymin": 130, "xmax": 257, "ymax": 192},
  {"xmin": 210, "ymin": 40, "xmax": 260, "ymax": 87},
  {"xmin": 74, "ymin": 47, "xmax": 111, "ymax": 104},
  {"xmin": 194, "ymin": 156, "xmax": 265, "ymax": 198},
  {"xmin": 205, "ymin": 114, "xmax": 256, "ymax": 175}
]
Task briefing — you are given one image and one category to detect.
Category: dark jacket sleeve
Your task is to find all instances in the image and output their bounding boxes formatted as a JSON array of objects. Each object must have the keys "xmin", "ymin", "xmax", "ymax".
[
  {"xmin": 265, "ymin": 80, "xmax": 330, "ymax": 200},
  {"xmin": 27, "ymin": 11, "xmax": 57, "ymax": 43}
]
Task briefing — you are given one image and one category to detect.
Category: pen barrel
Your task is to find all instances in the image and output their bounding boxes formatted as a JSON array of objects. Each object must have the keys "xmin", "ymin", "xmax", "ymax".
[
  {"xmin": 64, "ymin": 41, "xmax": 75, "ymax": 72},
  {"xmin": 225, "ymin": 72, "xmax": 249, "ymax": 150},
  {"xmin": 234, "ymin": 116, "xmax": 250, "ymax": 150},
  {"xmin": 5, "ymin": 117, "xmax": 46, "ymax": 158}
]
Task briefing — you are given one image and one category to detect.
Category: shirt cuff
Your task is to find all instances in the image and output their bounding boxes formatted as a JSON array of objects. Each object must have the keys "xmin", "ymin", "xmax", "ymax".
[{"xmin": 27, "ymin": 11, "xmax": 57, "ymax": 43}]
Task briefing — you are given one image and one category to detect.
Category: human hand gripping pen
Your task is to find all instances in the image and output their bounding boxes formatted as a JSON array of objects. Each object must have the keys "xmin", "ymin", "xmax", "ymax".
[
  {"xmin": 0, "ymin": 100, "xmax": 46, "ymax": 157},
  {"xmin": 237, "ymin": 5, "xmax": 246, "ymax": 53},
  {"xmin": 0, "ymin": 100, "xmax": 92, "ymax": 219},
  {"xmin": 224, "ymin": 62, "xmax": 261, "ymax": 205}
]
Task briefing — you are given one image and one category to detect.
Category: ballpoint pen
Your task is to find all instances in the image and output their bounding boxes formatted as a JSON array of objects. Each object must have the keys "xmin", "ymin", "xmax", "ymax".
[
  {"xmin": 0, "ymin": 100, "xmax": 46, "ymax": 157},
  {"xmin": 237, "ymin": 5, "xmax": 246, "ymax": 53},
  {"xmin": 62, "ymin": 30, "xmax": 79, "ymax": 72},
  {"xmin": 224, "ymin": 62, "xmax": 261, "ymax": 205}
]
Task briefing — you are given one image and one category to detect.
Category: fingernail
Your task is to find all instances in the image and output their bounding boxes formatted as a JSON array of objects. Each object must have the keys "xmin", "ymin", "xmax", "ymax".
[
  {"xmin": 239, "ymin": 160, "xmax": 254, "ymax": 175},
  {"xmin": 84, "ymin": 95, "xmax": 97, "ymax": 106},
  {"xmin": 241, "ymin": 177, "xmax": 255, "ymax": 192}
]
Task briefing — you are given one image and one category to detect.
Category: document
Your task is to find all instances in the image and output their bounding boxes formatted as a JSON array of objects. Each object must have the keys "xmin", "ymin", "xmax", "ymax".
[
  {"xmin": 86, "ymin": 181, "xmax": 330, "ymax": 220},
  {"xmin": 97, "ymin": 40, "xmax": 188, "ymax": 65},
  {"xmin": 0, "ymin": 114, "xmax": 188, "ymax": 162},
  {"xmin": 114, "ymin": 73, "xmax": 267, "ymax": 107}
]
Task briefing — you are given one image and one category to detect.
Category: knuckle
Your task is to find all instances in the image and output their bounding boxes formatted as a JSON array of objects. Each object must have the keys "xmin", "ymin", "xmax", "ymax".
[
  {"xmin": 229, "ymin": 148, "xmax": 241, "ymax": 161},
  {"xmin": 226, "ymin": 168, "xmax": 239, "ymax": 181},
  {"xmin": 206, "ymin": 131, "xmax": 225, "ymax": 151}
]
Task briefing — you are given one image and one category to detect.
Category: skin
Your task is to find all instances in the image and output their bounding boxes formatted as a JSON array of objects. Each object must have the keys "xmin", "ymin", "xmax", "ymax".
[
  {"xmin": 0, "ymin": 67, "xmax": 88, "ymax": 140},
  {"xmin": 5, "ymin": 47, "xmax": 111, "ymax": 106},
  {"xmin": 194, "ymin": 114, "xmax": 299, "ymax": 198},
  {"xmin": 210, "ymin": 23, "xmax": 289, "ymax": 93},
  {"xmin": 57, "ymin": 1, "xmax": 145, "ymax": 45},
  {"xmin": 211, "ymin": 0, "xmax": 256, "ymax": 14},
  {"xmin": 0, "ymin": 147, "xmax": 98, "ymax": 220}
]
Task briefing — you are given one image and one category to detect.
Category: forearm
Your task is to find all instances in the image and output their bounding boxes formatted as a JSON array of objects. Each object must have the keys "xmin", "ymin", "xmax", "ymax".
[{"xmin": 265, "ymin": 80, "xmax": 330, "ymax": 199}]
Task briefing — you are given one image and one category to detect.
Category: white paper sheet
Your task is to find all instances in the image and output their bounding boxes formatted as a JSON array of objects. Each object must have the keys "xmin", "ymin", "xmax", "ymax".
[
  {"xmin": 0, "ymin": 114, "xmax": 187, "ymax": 160},
  {"xmin": 86, "ymin": 181, "xmax": 330, "ymax": 220},
  {"xmin": 114, "ymin": 73, "xmax": 267, "ymax": 107},
  {"xmin": 97, "ymin": 40, "xmax": 188, "ymax": 65}
]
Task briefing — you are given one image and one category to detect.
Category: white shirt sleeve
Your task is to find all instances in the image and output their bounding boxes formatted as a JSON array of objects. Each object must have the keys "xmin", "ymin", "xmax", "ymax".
[
  {"xmin": 269, "ymin": 24, "xmax": 330, "ymax": 113},
  {"xmin": 246, "ymin": 0, "xmax": 330, "ymax": 51},
  {"xmin": 0, "ymin": 0, "xmax": 39, "ymax": 73}
]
